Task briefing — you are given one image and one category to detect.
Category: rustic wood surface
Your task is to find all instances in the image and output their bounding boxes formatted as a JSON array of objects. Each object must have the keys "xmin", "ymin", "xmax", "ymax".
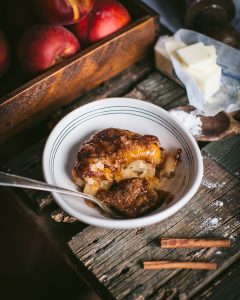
[
  {"xmin": 0, "ymin": 0, "xmax": 158, "ymax": 144},
  {"xmin": 196, "ymin": 259, "xmax": 240, "ymax": 300},
  {"xmin": 202, "ymin": 136, "xmax": 240, "ymax": 179},
  {"xmin": 1, "ymin": 58, "xmax": 240, "ymax": 300},
  {"xmin": 69, "ymin": 155, "xmax": 240, "ymax": 300}
]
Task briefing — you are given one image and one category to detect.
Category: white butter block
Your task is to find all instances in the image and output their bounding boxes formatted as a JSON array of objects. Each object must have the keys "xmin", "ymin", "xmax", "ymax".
[
  {"xmin": 154, "ymin": 37, "xmax": 221, "ymax": 97},
  {"xmin": 165, "ymin": 39, "xmax": 186, "ymax": 56},
  {"xmin": 177, "ymin": 42, "xmax": 216, "ymax": 68},
  {"xmin": 154, "ymin": 37, "xmax": 186, "ymax": 59},
  {"xmin": 206, "ymin": 45, "xmax": 217, "ymax": 60},
  {"xmin": 187, "ymin": 64, "xmax": 221, "ymax": 100},
  {"xmin": 186, "ymin": 45, "xmax": 217, "ymax": 72},
  {"xmin": 154, "ymin": 37, "xmax": 186, "ymax": 75}
]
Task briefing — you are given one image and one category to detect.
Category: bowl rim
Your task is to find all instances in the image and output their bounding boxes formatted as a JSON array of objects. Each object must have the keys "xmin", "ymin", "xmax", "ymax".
[{"xmin": 42, "ymin": 97, "xmax": 203, "ymax": 229}]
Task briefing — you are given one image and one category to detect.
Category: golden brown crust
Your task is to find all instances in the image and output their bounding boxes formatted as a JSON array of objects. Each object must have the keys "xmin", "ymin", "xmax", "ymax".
[
  {"xmin": 73, "ymin": 128, "xmax": 161, "ymax": 187},
  {"xmin": 72, "ymin": 128, "xmax": 181, "ymax": 218}
]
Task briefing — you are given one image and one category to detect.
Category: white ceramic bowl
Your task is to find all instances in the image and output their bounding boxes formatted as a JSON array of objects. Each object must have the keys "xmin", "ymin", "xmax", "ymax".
[{"xmin": 42, "ymin": 98, "xmax": 203, "ymax": 229}]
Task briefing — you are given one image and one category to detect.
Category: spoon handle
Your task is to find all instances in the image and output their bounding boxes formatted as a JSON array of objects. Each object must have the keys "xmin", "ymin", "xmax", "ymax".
[{"xmin": 0, "ymin": 171, "xmax": 98, "ymax": 204}]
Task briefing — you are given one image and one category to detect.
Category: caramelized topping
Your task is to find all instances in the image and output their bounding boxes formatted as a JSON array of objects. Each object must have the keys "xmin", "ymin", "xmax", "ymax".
[{"xmin": 72, "ymin": 128, "xmax": 182, "ymax": 217}]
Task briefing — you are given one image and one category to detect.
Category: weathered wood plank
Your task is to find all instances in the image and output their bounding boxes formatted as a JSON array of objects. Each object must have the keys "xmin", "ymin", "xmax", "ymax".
[
  {"xmin": 135, "ymin": 71, "xmax": 187, "ymax": 109},
  {"xmin": 68, "ymin": 155, "xmax": 240, "ymax": 300},
  {"xmin": 195, "ymin": 259, "xmax": 240, "ymax": 300},
  {"xmin": 123, "ymin": 70, "xmax": 187, "ymax": 110},
  {"xmin": 202, "ymin": 136, "xmax": 240, "ymax": 179}
]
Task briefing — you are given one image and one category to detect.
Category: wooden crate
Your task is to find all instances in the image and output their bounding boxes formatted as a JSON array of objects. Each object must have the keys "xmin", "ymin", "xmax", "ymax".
[{"xmin": 0, "ymin": 0, "xmax": 159, "ymax": 144}]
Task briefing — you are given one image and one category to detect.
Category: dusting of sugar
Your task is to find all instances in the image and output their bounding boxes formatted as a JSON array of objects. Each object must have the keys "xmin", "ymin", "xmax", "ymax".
[
  {"xmin": 170, "ymin": 110, "xmax": 202, "ymax": 137},
  {"xmin": 201, "ymin": 217, "xmax": 222, "ymax": 230},
  {"xmin": 224, "ymin": 224, "xmax": 230, "ymax": 230},
  {"xmin": 212, "ymin": 200, "xmax": 224, "ymax": 207},
  {"xmin": 229, "ymin": 234, "xmax": 237, "ymax": 241},
  {"xmin": 201, "ymin": 179, "xmax": 226, "ymax": 189}
]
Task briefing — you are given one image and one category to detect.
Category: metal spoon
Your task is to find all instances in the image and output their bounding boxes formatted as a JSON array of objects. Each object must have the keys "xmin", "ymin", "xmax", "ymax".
[
  {"xmin": 170, "ymin": 106, "xmax": 240, "ymax": 141},
  {"xmin": 0, "ymin": 171, "xmax": 122, "ymax": 219}
]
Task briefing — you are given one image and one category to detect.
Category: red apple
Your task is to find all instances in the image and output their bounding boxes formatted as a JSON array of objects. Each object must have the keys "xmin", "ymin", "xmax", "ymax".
[
  {"xmin": 89, "ymin": 0, "xmax": 131, "ymax": 43},
  {"xmin": 32, "ymin": 0, "xmax": 94, "ymax": 25},
  {"xmin": 18, "ymin": 25, "xmax": 80, "ymax": 74},
  {"xmin": 70, "ymin": 0, "xmax": 131, "ymax": 45},
  {"xmin": 69, "ymin": 14, "xmax": 91, "ymax": 47},
  {"xmin": 0, "ymin": 31, "xmax": 10, "ymax": 77}
]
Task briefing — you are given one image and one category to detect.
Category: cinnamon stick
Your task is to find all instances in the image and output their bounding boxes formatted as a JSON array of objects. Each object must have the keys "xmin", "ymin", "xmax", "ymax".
[
  {"xmin": 161, "ymin": 238, "xmax": 230, "ymax": 248},
  {"xmin": 143, "ymin": 261, "xmax": 217, "ymax": 270}
]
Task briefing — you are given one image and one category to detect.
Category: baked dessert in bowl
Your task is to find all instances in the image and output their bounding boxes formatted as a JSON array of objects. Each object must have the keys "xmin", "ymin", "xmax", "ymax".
[
  {"xmin": 72, "ymin": 128, "xmax": 181, "ymax": 218},
  {"xmin": 42, "ymin": 98, "xmax": 203, "ymax": 229}
]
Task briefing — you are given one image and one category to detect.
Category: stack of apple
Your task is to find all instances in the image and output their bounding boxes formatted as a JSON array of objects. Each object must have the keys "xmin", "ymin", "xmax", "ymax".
[{"xmin": 0, "ymin": 0, "xmax": 131, "ymax": 78}]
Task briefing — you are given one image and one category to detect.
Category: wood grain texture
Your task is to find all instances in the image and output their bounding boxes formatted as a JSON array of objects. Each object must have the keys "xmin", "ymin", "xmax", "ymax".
[
  {"xmin": 202, "ymin": 136, "xmax": 240, "ymax": 178},
  {"xmin": 133, "ymin": 72, "xmax": 187, "ymax": 110},
  {"xmin": 0, "ymin": 0, "xmax": 159, "ymax": 144},
  {"xmin": 69, "ymin": 156, "xmax": 240, "ymax": 299},
  {"xmin": 195, "ymin": 259, "xmax": 240, "ymax": 300}
]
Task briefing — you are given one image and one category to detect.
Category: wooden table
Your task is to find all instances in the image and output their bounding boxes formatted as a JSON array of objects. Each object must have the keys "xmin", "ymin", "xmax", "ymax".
[{"xmin": 1, "ymin": 59, "xmax": 240, "ymax": 300}]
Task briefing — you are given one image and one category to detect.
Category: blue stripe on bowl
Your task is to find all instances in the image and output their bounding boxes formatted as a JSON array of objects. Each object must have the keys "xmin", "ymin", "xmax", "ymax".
[
  {"xmin": 48, "ymin": 106, "xmax": 195, "ymax": 194},
  {"xmin": 49, "ymin": 107, "xmax": 194, "ymax": 181}
]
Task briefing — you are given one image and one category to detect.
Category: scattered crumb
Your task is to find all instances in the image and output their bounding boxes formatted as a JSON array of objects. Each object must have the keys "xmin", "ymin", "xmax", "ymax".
[
  {"xmin": 170, "ymin": 110, "xmax": 202, "ymax": 137},
  {"xmin": 216, "ymin": 251, "xmax": 222, "ymax": 255},
  {"xmin": 136, "ymin": 228, "xmax": 144, "ymax": 235},
  {"xmin": 212, "ymin": 200, "xmax": 224, "ymax": 207},
  {"xmin": 201, "ymin": 217, "xmax": 222, "ymax": 230},
  {"xmin": 234, "ymin": 171, "xmax": 240, "ymax": 176},
  {"xmin": 201, "ymin": 179, "xmax": 226, "ymax": 189}
]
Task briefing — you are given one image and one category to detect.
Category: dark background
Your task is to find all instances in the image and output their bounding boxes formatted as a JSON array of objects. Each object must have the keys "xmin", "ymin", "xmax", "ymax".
[{"xmin": 0, "ymin": 191, "xmax": 99, "ymax": 300}]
